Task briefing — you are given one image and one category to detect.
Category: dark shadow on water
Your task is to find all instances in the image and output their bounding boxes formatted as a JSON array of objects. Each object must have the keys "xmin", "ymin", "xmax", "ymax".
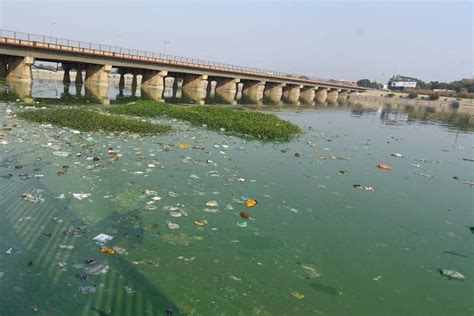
[
  {"xmin": 0, "ymin": 169, "xmax": 183, "ymax": 315},
  {"xmin": 308, "ymin": 282, "xmax": 339, "ymax": 296}
]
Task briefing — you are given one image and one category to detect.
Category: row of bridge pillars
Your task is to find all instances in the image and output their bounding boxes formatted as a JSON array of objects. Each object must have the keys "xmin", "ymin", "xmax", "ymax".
[{"xmin": 0, "ymin": 57, "xmax": 352, "ymax": 105}]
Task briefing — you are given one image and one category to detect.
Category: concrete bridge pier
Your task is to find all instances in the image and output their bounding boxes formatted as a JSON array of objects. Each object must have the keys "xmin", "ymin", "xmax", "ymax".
[
  {"xmin": 178, "ymin": 74, "xmax": 208, "ymax": 91},
  {"xmin": 242, "ymin": 80, "xmax": 265, "ymax": 104},
  {"xmin": 327, "ymin": 89, "xmax": 339, "ymax": 105},
  {"xmin": 300, "ymin": 86, "xmax": 315, "ymax": 105},
  {"xmin": 117, "ymin": 69, "xmax": 127, "ymax": 89},
  {"xmin": 62, "ymin": 63, "xmax": 72, "ymax": 84},
  {"xmin": 338, "ymin": 90, "xmax": 349, "ymax": 104},
  {"xmin": 5, "ymin": 56, "xmax": 34, "ymax": 83},
  {"xmin": 85, "ymin": 83, "xmax": 109, "ymax": 105},
  {"xmin": 84, "ymin": 64, "xmax": 111, "ymax": 87},
  {"xmin": 315, "ymin": 88, "xmax": 328, "ymax": 104},
  {"xmin": 212, "ymin": 77, "xmax": 240, "ymax": 104},
  {"xmin": 131, "ymin": 73, "xmax": 139, "ymax": 89},
  {"xmin": 141, "ymin": 85, "xmax": 164, "ymax": 102},
  {"xmin": 9, "ymin": 80, "xmax": 33, "ymax": 104},
  {"xmin": 283, "ymin": 84, "xmax": 302, "ymax": 105},
  {"xmin": 182, "ymin": 88, "xmax": 206, "ymax": 105},
  {"xmin": 75, "ymin": 65, "xmax": 84, "ymax": 84},
  {"xmin": 264, "ymin": 82, "xmax": 285, "ymax": 104},
  {"xmin": 0, "ymin": 56, "xmax": 7, "ymax": 79},
  {"xmin": 141, "ymin": 70, "xmax": 167, "ymax": 89}
]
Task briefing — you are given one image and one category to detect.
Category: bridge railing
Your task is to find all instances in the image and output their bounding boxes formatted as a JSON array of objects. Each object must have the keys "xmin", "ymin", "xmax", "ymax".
[{"xmin": 0, "ymin": 29, "xmax": 358, "ymax": 88}]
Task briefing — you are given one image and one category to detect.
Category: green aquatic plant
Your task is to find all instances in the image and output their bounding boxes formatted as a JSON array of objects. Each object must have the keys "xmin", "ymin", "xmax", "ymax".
[
  {"xmin": 16, "ymin": 108, "xmax": 172, "ymax": 135},
  {"xmin": 108, "ymin": 101, "xmax": 301, "ymax": 141}
]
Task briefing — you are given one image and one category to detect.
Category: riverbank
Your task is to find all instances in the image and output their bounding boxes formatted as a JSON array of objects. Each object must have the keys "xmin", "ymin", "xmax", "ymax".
[{"xmin": 349, "ymin": 89, "xmax": 474, "ymax": 114}]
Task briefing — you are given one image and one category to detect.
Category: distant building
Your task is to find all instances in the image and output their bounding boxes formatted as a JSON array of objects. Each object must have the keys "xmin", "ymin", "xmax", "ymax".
[{"xmin": 388, "ymin": 75, "xmax": 417, "ymax": 90}]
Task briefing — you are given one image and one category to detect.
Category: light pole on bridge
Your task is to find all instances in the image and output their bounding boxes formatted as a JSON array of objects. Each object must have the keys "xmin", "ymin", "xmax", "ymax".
[{"xmin": 163, "ymin": 40, "xmax": 170, "ymax": 55}]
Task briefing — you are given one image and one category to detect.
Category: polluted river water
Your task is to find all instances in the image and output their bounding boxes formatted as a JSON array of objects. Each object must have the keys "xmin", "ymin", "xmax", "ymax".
[{"xmin": 0, "ymin": 80, "xmax": 473, "ymax": 315}]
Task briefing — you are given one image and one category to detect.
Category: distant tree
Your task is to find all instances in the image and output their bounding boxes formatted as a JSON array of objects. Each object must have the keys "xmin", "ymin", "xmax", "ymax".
[
  {"xmin": 357, "ymin": 79, "xmax": 372, "ymax": 88},
  {"xmin": 357, "ymin": 79, "xmax": 383, "ymax": 89},
  {"xmin": 429, "ymin": 93, "xmax": 440, "ymax": 100}
]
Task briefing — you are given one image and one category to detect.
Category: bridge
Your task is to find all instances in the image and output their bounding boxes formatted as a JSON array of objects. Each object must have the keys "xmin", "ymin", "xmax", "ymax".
[{"xmin": 0, "ymin": 29, "xmax": 367, "ymax": 105}]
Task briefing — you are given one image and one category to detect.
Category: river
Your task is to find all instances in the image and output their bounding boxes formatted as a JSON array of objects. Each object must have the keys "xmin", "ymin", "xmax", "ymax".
[{"xmin": 0, "ymin": 80, "xmax": 473, "ymax": 315}]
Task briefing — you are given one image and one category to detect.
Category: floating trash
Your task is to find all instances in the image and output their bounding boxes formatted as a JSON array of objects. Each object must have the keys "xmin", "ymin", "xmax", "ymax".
[
  {"xmin": 112, "ymin": 247, "xmax": 128, "ymax": 255},
  {"xmin": 338, "ymin": 170, "xmax": 349, "ymax": 175},
  {"xmin": 167, "ymin": 211, "xmax": 183, "ymax": 218},
  {"xmin": 302, "ymin": 264, "xmax": 320, "ymax": 278},
  {"xmin": 178, "ymin": 143, "xmax": 189, "ymax": 149},
  {"xmin": 85, "ymin": 264, "xmax": 109, "ymax": 275},
  {"xmin": 123, "ymin": 286, "xmax": 135, "ymax": 294},
  {"xmin": 85, "ymin": 258, "xmax": 96, "ymax": 265},
  {"xmin": 73, "ymin": 193, "xmax": 91, "ymax": 200},
  {"xmin": 240, "ymin": 211, "xmax": 249, "ymax": 219},
  {"xmin": 229, "ymin": 275, "xmax": 242, "ymax": 281},
  {"xmin": 377, "ymin": 163, "xmax": 392, "ymax": 170},
  {"xmin": 194, "ymin": 219, "xmax": 208, "ymax": 227},
  {"xmin": 21, "ymin": 193, "xmax": 43, "ymax": 203},
  {"xmin": 439, "ymin": 269, "xmax": 465, "ymax": 281},
  {"xmin": 206, "ymin": 200, "xmax": 219, "ymax": 208},
  {"xmin": 93, "ymin": 233, "xmax": 114, "ymax": 243},
  {"xmin": 236, "ymin": 221, "xmax": 248, "ymax": 228},
  {"xmin": 52, "ymin": 151, "xmax": 70, "ymax": 158},
  {"xmin": 79, "ymin": 285, "xmax": 97, "ymax": 294},
  {"xmin": 245, "ymin": 199, "xmax": 257, "ymax": 208},
  {"xmin": 391, "ymin": 153, "xmax": 403, "ymax": 157},
  {"xmin": 5, "ymin": 247, "xmax": 20, "ymax": 255},
  {"xmin": 100, "ymin": 246, "xmax": 116, "ymax": 255},
  {"xmin": 353, "ymin": 184, "xmax": 374, "ymax": 192},
  {"xmin": 291, "ymin": 290, "xmax": 304, "ymax": 300},
  {"xmin": 168, "ymin": 222, "xmax": 180, "ymax": 230},
  {"xmin": 58, "ymin": 245, "xmax": 74, "ymax": 250}
]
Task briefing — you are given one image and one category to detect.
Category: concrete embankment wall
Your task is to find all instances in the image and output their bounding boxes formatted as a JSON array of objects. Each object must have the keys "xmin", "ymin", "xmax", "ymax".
[{"xmin": 349, "ymin": 90, "xmax": 474, "ymax": 115}]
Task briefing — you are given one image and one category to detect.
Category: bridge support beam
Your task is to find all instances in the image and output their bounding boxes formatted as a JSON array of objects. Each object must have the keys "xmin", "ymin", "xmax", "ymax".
[
  {"xmin": 242, "ymin": 80, "xmax": 265, "ymax": 104},
  {"xmin": 6, "ymin": 56, "xmax": 34, "ymax": 83},
  {"xmin": 9, "ymin": 80, "xmax": 33, "ymax": 104},
  {"xmin": 0, "ymin": 56, "xmax": 7, "ymax": 79},
  {"xmin": 327, "ymin": 89, "xmax": 339, "ymax": 105},
  {"xmin": 215, "ymin": 78, "xmax": 240, "ymax": 94},
  {"xmin": 338, "ymin": 90, "xmax": 348, "ymax": 103},
  {"xmin": 210, "ymin": 77, "xmax": 240, "ymax": 104},
  {"xmin": 75, "ymin": 65, "xmax": 84, "ymax": 84},
  {"xmin": 62, "ymin": 67, "xmax": 71, "ymax": 84},
  {"xmin": 264, "ymin": 82, "xmax": 285, "ymax": 104},
  {"xmin": 85, "ymin": 84, "xmax": 110, "ymax": 105},
  {"xmin": 141, "ymin": 70, "xmax": 167, "ymax": 89},
  {"xmin": 315, "ymin": 88, "xmax": 328, "ymax": 104},
  {"xmin": 283, "ymin": 84, "xmax": 302, "ymax": 105},
  {"xmin": 300, "ymin": 86, "xmax": 315, "ymax": 105},
  {"xmin": 84, "ymin": 64, "xmax": 111, "ymax": 86},
  {"xmin": 180, "ymin": 74, "xmax": 208, "ymax": 91}
]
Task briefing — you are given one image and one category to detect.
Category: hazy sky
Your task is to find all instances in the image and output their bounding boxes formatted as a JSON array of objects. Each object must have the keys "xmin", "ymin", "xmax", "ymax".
[{"xmin": 0, "ymin": 0, "xmax": 472, "ymax": 82}]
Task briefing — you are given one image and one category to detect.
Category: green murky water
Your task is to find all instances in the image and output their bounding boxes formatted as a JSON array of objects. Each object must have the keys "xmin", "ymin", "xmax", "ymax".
[{"xmin": 0, "ymin": 84, "xmax": 473, "ymax": 315}]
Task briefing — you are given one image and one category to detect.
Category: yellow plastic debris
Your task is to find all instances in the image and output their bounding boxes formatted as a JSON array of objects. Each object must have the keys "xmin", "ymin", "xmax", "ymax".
[
  {"xmin": 178, "ymin": 143, "xmax": 189, "ymax": 149},
  {"xmin": 100, "ymin": 246, "xmax": 116, "ymax": 255},
  {"xmin": 245, "ymin": 199, "xmax": 257, "ymax": 208}
]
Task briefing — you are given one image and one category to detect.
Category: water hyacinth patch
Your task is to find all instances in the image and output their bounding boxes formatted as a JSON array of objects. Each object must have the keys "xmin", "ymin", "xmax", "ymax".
[
  {"xmin": 107, "ymin": 101, "xmax": 301, "ymax": 142},
  {"xmin": 16, "ymin": 108, "xmax": 172, "ymax": 135}
]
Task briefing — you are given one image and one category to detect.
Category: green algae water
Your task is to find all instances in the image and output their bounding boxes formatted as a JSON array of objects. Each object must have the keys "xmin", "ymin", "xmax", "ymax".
[{"xmin": 0, "ymin": 99, "xmax": 473, "ymax": 315}]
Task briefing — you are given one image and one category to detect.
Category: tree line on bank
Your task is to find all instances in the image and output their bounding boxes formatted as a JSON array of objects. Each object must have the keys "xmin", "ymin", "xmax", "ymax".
[{"xmin": 357, "ymin": 78, "xmax": 474, "ymax": 99}]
